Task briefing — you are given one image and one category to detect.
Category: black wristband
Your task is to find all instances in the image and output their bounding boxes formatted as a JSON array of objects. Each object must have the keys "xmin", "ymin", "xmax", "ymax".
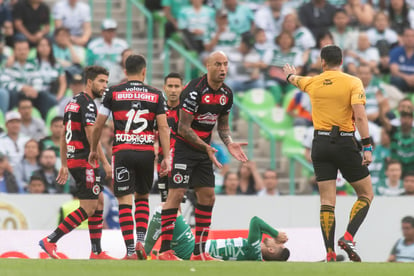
[
  {"xmin": 286, "ymin": 73, "xmax": 294, "ymax": 83},
  {"xmin": 361, "ymin": 137, "xmax": 371, "ymax": 146}
]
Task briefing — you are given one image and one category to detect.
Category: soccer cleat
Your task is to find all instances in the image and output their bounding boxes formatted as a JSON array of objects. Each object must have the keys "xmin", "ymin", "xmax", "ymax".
[
  {"xmin": 190, "ymin": 252, "xmax": 223, "ymax": 261},
  {"xmin": 90, "ymin": 251, "xmax": 117, "ymax": 260},
  {"xmin": 123, "ymin": 253, "xmax": 138, "ymax": 260},
  {"xmin": 326, "ymin": 252, "xmax": 337, "ymax": 262},
  {"xmin": 135, "ymin": 242, "xmax": 147, "ymax": 260},
  {"xmin": 39, "ymin": 237, "xmax": 60, "ymax": 259},
  {"xmin": 338, "ymin": 237, "xmax": 361, "ymax": 262},
  {"xmin": 157, "ymin": 250, "xmax": 182, "ymax": 261}
]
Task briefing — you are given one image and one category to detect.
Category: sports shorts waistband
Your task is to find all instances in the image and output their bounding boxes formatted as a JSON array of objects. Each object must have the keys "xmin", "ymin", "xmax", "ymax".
[{"xmin": 314, "ymin": 130, "xmax": 354, "ymax": 137}]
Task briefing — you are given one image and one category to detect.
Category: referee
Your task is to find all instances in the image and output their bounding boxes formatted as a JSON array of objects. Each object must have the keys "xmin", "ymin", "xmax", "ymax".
[{"xmin": 283, "ymin": 45, "xmax": 374, "ymax": 262}]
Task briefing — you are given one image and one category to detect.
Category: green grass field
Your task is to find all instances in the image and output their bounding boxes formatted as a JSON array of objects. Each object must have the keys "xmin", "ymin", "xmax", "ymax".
[{"xmin": 1, "ymin": 259, "xmax": 413, "ymax": 276}]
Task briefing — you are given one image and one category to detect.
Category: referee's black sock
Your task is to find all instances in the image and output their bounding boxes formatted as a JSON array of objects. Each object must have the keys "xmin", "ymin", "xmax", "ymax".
[
  {"xmin": 345, "ymin": 196, "xmax": 371, "ymax": 241},
  {"xmin": 320, "ymin": 205, "xmax": 336, "ymax": 254}
]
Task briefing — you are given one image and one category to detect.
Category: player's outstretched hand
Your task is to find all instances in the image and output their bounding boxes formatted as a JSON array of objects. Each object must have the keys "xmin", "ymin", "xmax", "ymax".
[
  {"xmin": 207, "ymin": 146, "xmax": 222, "ymax": 169},
  {"xmin": 275, "ymin": 232, "xmax": 288, "ymax": 244},
  {"xmin": 88, "ymin": 152, "xmax": 99, "ymax": 168},
  {"xmin": 228, "ymin": 142, "xmax": 248, "ymax": 162},
  {"xmin": 56, "ymin": 166, "xmax": 68, "ymax": 185},
  {"xmin": 159, "ymin": 158, "xmax": 171, "ymax": 177}
]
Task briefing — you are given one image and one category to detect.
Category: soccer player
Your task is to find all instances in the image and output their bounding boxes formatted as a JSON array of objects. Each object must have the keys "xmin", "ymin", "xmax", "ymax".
[
  {"xmin": 157, "ymin": 72, "xmax": 183, "ymax": 202},
  {"xmin": 145, "ymin": 210, "xmax": 290, "ymax": 261},
  {"xmin": 89, "ymin": 54, "xmax": 171, "ymax": 260},
  {"xmin": 283, "ymin": 45, "xmax": 374, "ymax": 262},
  {"xmin": 39, "ymin": 66, "xmax": 113, "ymax": 260},
  {"xmin": 158, "ymin": 51, "xmax": 248, "ymax": 261}
]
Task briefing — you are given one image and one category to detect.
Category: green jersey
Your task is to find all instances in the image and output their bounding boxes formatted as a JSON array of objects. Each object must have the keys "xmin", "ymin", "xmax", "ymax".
[{"xmin": 206, "ymin": 237, "xmax": 262, "ymax": 261}]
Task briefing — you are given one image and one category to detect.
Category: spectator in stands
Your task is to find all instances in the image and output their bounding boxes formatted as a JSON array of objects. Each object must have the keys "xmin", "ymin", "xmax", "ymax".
[
  {"xmin": 0, "ymin": 152, "xmax": 20, "ymax": 193},
  {"xmin": 57, "ymin": 73, "xmax": 85, "ymax": 116},
  {"xmin": 401, "ymin": 172, "xmax": 414, "ymax": 195},
  {"xmin": 388, "ymin": 216, "xmax": 414, "ymax": 262},
  {"xmin": 223, "ymin": 0, "xmax": 255, "ymax": 35},
  {"xmin": 0, "ymin": 35, "xmax": 12, "ymax": 114},
  {"xmin": 18, "ymin": 97, "xmax": 46, "ymax": 140},
  {"xmin": 238, "ymin": 161, "xmax": 264, "ymax": 195},
  {"xmin": 109, "ymin": 48, "xmax": 133, "ymax": 85},
  {"xmin": 253, "ymin": 28, "xmax": 273, "ymax": 58},
  {"xmin": 367, "ymin": 11, "xmax": 399, "ymax": 75},
  {"xmin": 281, "ymin": 12, "xmax": 316, "ymax": 52},
  {"xmin": 344, "ymin": 32, "xmax": 380, "ymax": 75},
  {"xmin": 369, "ymin": 128, "xmax": 391, "ymax": 188},
  {"xmin": 26, "ymin": 174, "xmax": 46, "ymax": 193},
  {"xmin": 39, "ymin": 116, "xmax": 63, "ymax": 158},
  {"xmin": 390, "ymin": 28, "xmax": 414, "ymax": 93},
  {"xmin": 161, "ymin": 0, "xmax": 190, "ymax": 40},
  {"xmin": 356, "ymin": 64, "xmax": 389, "ymax": 125},
  {"xmin": 177, "ymin": 0, "xmax": 215, "ymax": 54},
  {"xmin": 53, "ymin": 0, "xmax": 92, "ymax": 47},
  {"xmin": 329, "ymin": 8, "xmax": 358, "ymax": 52},
  {"xmin": 36, "ymin": 37, "xmax": 67, "ymax": 102},
  {"xmin": 221, "ymin": 171, "xmax": 241, "ymax": 195},
  {"xmin": 225, "ymin": 32, "xmax": 264, "ymax": 93},
  {"xmin": 0, "ymin": 111, "xmax": 29, "ymax": 170},
  {"xmin": 380, "ymin": 99, "xmax": 414, "ymax": 176},
  {"xmin": 0, "ymin": 0, "xmax": 13, "ymax": 47},
  {"xmin": 32, "ymin": 148, "xmax": 62, "ymax": 194},
  {"xmin": 376, "ymin": 159, "xmax": 404, "ymax": 196},
  {"xmin": 257, "ymin": 169, "xmax": 279, "ymax": 196},
  {"xmin": 388, "ymin": 0, "xmax": 414, "ymax": 38},
  {"xmin": 391, "ymin": 98, "xmax": 414, "ymax": 127},
  {"xmin": 343, "ymin": 0, "xmax": 374, "ymax": 29},
  {"xmin": 13, "ymin": 0, "xmax": 50, "ymax": 47},
  {"xmin": 0, "ymin": 39, "xmax": 57, "ymax": 119},
  {"xmin": 298, "ymin": 0, "xmax": 336, "ymax": 40},
  {"xmin": 14, "ymin": 138, "xmax": 40, "ymax": 192},
  {"xmin": 254, "ymin": 0, "xmax": 293, "ymax": 43},
  {"xmin": 306, "ymin": 31, "xmax": 334, "ymax": 71},
  {"xmin": 87, "ymin": 19, "xmax": 128, "ymax": 84},
  {"xmin": 263, "ymin": 31, "xmax": 304, "ymax": 105},
  {"xmin": 203, "ymin": 10, "xmax": 240, "ymax": 57},
  {"xmin": 53, "ymin": 27, "xmax": 84, "ymax": 80},
  {"xmin": 100, "ymin": 123, "xmax": 114, "ymax": 163}
]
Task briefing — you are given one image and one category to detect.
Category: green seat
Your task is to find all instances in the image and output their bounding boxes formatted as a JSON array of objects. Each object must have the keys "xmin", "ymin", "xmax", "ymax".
[
  {"xmin": 0, "ymin": 110, "xmax": 5, "ymax": 130},
  {"xmin": 281, "ymin": 126, "xmax": 307, "ymax": 157},
  {"xmin": 260, "ymin": 107, "xmax": 293, "ymax": 141},
  {"xmin": 240, "ymin": 88, "xmax": 275, "ymax": 119}
]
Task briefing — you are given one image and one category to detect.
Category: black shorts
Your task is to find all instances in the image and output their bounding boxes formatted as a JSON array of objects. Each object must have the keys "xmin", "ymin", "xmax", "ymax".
[
  {"xmin": 311, "ymin": 135, "xmax": 369, "ymax": 183},
  {"xmin": 169, "ymin": 140, "xmax": 214, "ymax": 189},
  {"xmin": 112, "ymin": 150, "xmax": 155, "ymax": 197},
  {"xmin": 69, "ymin": 167, "xmax": 102, "ymax": 200}
]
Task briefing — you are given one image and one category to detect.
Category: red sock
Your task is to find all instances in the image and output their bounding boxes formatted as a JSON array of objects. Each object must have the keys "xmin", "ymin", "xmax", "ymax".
[
  {"xmin": 134, "ymin": 199, "xmax": 149, "ymax": 243},
  {"xmin": 159, "ymin": 208, "xmax": 178, "ymax": 253},
  {"xmin": 48, "ymin": 207, "xmax": 88, "ymax": 243},
  {"xmin": 119, "ymin": 204, "xmax": 134, "ymax": 256},
  {"xmin": 88, "ymin": 210, "xmax": 103, "ymax": 254},
  {"xmin": 194, "ymin": 204, "xmax": 213, "ymax": 255}
]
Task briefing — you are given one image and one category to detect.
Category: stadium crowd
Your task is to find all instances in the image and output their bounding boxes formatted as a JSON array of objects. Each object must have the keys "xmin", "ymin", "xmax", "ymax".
[{"xmin": 1, "ymin": 0, "xmax": 414, "ymax": 199}]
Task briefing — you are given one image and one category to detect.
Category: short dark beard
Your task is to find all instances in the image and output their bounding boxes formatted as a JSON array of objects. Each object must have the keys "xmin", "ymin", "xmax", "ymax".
[{"xmin": 92, "ymin": 89, "xmax": 102, "ymax": 99}]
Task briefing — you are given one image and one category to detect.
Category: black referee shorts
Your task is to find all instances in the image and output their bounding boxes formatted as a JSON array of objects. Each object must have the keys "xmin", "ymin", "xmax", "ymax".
[{"xmin": 311, "ymin": 135, "xmax": 369, "ymax": 183}]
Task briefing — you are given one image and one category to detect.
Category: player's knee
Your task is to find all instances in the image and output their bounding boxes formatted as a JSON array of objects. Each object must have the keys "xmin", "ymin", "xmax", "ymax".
[{"xmin": 169, "ymin": 188, "xmax": 186, "ymax": 203}]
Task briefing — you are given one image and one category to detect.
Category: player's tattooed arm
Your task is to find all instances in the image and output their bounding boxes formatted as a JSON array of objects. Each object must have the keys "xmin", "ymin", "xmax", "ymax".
[
  {"xmin": 217, "ymin": 114, "xmax": 233, "ymax": 146},
  {"xmin": 178, "ymin": 109, "xmax": 210, "ymax": 152}
]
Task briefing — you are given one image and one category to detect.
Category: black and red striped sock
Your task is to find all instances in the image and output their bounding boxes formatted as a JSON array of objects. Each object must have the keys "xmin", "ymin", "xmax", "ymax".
[
  {"xmin": 88, "ymin": 209, "xmax": 103, "ymax": 254},
  {"xmin": 134, "ymin": 199, "xmax": 149, "ymax": 243},
  {"xmin": 48, "ymin": 207, "xmax": 88, "ymax": 243},
  {"xmin": 159, "ymin": 208, "xmax": 178, "ymax": 253},
  {"xmin": 119, "ymin": 204, "xmax": 135, "ymax": 256},
  {"xmin": 193, "ymin": 204, "xmax": 213, "ymax": 255}
]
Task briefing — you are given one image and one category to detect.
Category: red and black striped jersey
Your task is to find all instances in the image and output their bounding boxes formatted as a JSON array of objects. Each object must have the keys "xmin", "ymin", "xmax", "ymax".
[
  {"xmin": 63, "ymin": 92, "xmax": 97, "ymax": 169},
  {"xmin": 101, "ymin": 80, "xmax": 167, "ymax": 154},
  {"xmin": 157, "ymin": 104, "xmax": 179, "ymax": 168},
  {"xmin": 179, "ymin": 74, "xmax": 233, "ymax": 149}
]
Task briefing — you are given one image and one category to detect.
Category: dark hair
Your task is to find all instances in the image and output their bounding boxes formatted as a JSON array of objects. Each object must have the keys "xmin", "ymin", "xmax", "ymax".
[
  {"xmin": 84, "ymin": 66, "xmax": 109, "ymax": 84},
  {"xmin": 385, "ymin": 159, "xmax": 402, "ymax": 170},
  {"xmin": 18, "ymin": 97, "xmax": 32, "ymax": 107},
  {"xmin": 402, "ymin": 216, "xmax": 414, "ymax": 227},
  {"xmin": 13, "ymin": 37, "xmax": 29, "ymax": 48},
  {"xmin": 316, "ymin": 31, "xmax": 333, "ymax": 48},
  {"xmin": 164, "ymin": 72, "xmax": 183, "ymax": 84},
  {"xmin": 36, "ymin": 37, "xmax": 57, "ymax": 67},
  {"xmin": 54, "ymin": 27, "xmax": 70, "ymax": 37},
  {"xmin": 262, "ymin": 247, "xmax": 290, "ymax": 261},
  {"xmin": 120, "ymin": 48, "xmax": 132, "ymax": 66},
  {"xmin": 125, "ymin": 54, "xmax": 146, "ymax": 75},
  {"xmin": 388, "ymin": 1, "xmax": 410, "ymax": 34},
  {"xmin": 29, "ymin": 174, "xmax": 45, "ymax": 184},
  {"xmin": 403, "ymin": 171, "xmax": 414, "ymax": 179},
  {"xmin": 333, "ymin": 8, "xmax": 347, "ymax": 17},
  {"xmin": 275, "ymin": 31, "xmax": 295, "ymax": 48},
  {"xmin": 320, "ymin": 45, "xmax": 342, "ymax": 67},
  {"xmin": 51, "ymin": 116, "xmax": 64, "ymax": 125}
]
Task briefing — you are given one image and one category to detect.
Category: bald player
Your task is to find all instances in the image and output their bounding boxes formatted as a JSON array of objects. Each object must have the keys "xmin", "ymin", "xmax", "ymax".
[{"xmin": 158, "ymin": 51, "xmax": 248, "ymax": 261}]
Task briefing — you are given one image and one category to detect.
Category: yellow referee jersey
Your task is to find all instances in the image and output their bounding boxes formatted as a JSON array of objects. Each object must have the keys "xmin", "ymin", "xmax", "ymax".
[{"xmin": 297, "ymin": 70, "xmax": 366, "ymax": 132}]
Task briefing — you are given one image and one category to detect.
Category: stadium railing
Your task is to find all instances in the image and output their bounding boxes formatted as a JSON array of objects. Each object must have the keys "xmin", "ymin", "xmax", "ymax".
[{"xmin": 289, "ymin": 155, "xmax": 314, "ymax": 195}]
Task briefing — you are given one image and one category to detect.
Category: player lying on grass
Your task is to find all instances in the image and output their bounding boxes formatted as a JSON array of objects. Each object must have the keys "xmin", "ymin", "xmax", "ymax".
[{"xmin": 144, "ymin": 208, "xmax": 290, "ymax": 261}]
